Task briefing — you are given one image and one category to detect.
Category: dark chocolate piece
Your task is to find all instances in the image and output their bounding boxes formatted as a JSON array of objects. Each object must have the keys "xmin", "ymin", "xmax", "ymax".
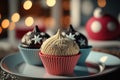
[
  {"xmin": 66, "ymin": 25, "xmax": 88, "ymax": 48},
  {"xmin": 21, "ymin": 25, "xmax": 50, "ymax": 49}
]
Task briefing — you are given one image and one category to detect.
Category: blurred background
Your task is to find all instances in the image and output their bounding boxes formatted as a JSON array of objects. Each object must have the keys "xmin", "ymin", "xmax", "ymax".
[{"xmin": 0, "ymin": 0, "xmax": 120, "ymax": 57}]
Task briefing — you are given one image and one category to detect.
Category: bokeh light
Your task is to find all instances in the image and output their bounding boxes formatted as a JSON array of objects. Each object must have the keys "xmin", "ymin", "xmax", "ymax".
[
  {"xmin": 1, "ymin": 19, "xmax": 10, "ymax": 29},
  {"xmin": 11, "ymin": 13, "xmax": 20, "ymax": 22},
  {"xmin": 9, "ymin": 22, "xmax": 16, "ymax": 30},
  {"xmin": 82, "ymin": 0, "xmax": 93, "ymax": 16},
  {"xmin": 97, "ymin": 0, "xmax": 106, "ymax": 8},
  {"xmin": 25, "ymin": 16, "xmax": 34, "ymax": 27},
  {"xmin": 0, "ymin": 27, "xmax": 2, "ymax": 34},
  {"xmin": 46, "ymin": 0, "xmax": 56, "ymax": 7},
  {"xmin": 23, "ymin": 0, "xmax": 32, "ymax": 10}
]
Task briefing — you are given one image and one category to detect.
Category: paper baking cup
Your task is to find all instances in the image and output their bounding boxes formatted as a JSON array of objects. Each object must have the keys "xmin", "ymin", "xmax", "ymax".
[
  {"xmin": 39, "ymin": 52, "xmax": 80, "ymax": 75},
  {"xmin": 78, "ymin": 45, "xmax": 92, "ymax": 66},
  {"xmin": 18, "ymin": 45, "xmax": 42, "ymax": 65}
]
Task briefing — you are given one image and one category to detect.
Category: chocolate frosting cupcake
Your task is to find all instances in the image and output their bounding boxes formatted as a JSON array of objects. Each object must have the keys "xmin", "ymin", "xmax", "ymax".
[
  {"xmin": 64, "ymin": 25, "xmax": 88, "ymax": 48},
  {"xmin": 21, "ymin": 25, "xmax": 50, "ymax": 49}
]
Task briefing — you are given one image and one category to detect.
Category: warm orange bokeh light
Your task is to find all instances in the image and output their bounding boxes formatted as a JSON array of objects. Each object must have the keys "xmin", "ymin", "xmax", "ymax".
[
  {"xmin": 25, "ymin": 16, "xmax": 34, "ymax": 27},
  {"xmin": 46, "ymin": 0, "xmax": 56, "ymax": 7},
  {"xmin": 9, "ymin": 22, "xmax": 16, "ymax": 30},
  {"xmin": 0, "ymin": 27, "xmax": 2, "ymax": 34},
  {"xmin": 97, "ymin": 0, "xmax": 106, "ymax": 8},
  {"xmin": 11, "ymin": 13, "xmax": 20, "ymax": 22},
  {"xmin": 1, "ymin": 19, "xmax": 10, "ymax": 29},
  {"xmin": 23, "ymin": 0, "xmax": 32, "ymax": 10}
]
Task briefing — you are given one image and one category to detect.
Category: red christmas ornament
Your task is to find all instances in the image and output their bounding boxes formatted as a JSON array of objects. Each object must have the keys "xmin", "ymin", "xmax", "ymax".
[
  {"xmin": 15, "ymin": 25, "xmax": 46, "ymax": 39},
  {"xmin": 86, "ymin": 8, "xmax": 120, "ymax": 40}
]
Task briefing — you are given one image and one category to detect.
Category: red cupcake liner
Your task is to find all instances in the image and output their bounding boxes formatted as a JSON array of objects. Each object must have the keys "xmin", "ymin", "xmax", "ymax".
[{"xmin": 39, "ymin": 52, "xmax": 80, "ymax": 75}]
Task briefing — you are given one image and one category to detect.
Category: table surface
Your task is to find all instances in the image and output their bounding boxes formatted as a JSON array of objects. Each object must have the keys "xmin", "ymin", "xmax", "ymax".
[{"xmin": 0, "ymin": 48, "xmax": 120, "ymax": 80}]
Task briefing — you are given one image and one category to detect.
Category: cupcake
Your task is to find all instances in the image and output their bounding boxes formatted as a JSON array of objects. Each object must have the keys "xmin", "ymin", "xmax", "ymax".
[
  {"xmin": 64, "ymin": 25, "xmax": 92, "ymax": 66},
  {"xmin": 39, "ymin": 29, "xmax": 80, "ymax": 75},
  {"xmin": 18, "ymin": 25, "xmax": 50, "ymax": 65}
]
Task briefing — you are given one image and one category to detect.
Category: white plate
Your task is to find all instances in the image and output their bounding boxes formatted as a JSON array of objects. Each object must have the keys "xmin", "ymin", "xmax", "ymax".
[{"xmin": 0, "ymin": 51, "xmax": 120, "ymax": 79}]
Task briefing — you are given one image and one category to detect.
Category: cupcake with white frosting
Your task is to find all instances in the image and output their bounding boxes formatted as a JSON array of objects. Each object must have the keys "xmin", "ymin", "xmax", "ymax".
[{"xmin": 39, "ymin": 29, "xmax": 80, "ymax": 75}]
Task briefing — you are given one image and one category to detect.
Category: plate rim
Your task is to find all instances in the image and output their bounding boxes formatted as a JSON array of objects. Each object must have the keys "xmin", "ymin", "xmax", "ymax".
[{"xmin": 0, "ymin": 51, "xmax": 119, "ymax": 79}]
